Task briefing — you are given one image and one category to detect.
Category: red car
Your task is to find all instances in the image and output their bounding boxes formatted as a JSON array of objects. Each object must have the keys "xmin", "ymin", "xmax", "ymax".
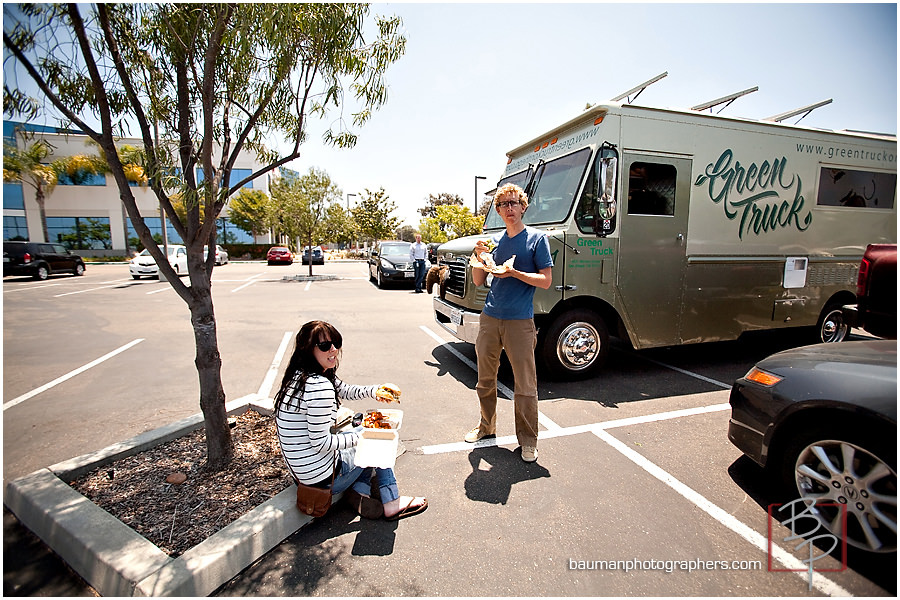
[{"xmin": 266, "ymin": 246, "xmax": 294, "ymax": 265}]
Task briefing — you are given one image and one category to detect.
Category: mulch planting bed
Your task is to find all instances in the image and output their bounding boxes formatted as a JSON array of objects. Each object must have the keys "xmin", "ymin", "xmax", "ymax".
[{"xmin": 70, "ymin": 410, "xmax": 290, "ymax": 557}]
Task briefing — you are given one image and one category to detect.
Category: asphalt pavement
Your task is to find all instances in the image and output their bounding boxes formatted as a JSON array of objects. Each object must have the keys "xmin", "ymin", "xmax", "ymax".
[{"xmin": 3, "ymin": 261, "xmax": 894, "ymax": 597}]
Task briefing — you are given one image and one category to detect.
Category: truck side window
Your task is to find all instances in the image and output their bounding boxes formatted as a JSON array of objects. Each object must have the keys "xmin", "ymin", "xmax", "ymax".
[{"xmin": 627, "ymin": 162, "xmax": 676, "ymax": 216}]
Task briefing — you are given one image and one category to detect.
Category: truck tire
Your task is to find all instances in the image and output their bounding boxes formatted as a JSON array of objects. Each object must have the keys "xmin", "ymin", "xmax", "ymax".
[{"xmin": 537, "ymin": 309, "xmax": 609, "ymax": 380}]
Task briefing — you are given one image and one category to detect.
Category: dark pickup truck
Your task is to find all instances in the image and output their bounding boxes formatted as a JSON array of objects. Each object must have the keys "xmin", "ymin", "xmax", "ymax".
[{"xmin": 843, "ymin": 243, "xmax": 897, "ymax": 339}]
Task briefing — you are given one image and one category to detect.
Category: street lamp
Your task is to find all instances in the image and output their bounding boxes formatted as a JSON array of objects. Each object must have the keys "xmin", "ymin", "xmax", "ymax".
[
  {"xmin": 474, "ymin": 176, "xmax": 486, "ymax": 215},
  {"xmin": 346, "ymin": 193, "xmax": 357, "ymax": 210}
]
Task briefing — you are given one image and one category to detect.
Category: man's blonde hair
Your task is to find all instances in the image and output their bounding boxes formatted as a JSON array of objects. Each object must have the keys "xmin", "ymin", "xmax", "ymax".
[{"xmin": 494, "ymin": 183, "xmax": 529, "ymax": 210}]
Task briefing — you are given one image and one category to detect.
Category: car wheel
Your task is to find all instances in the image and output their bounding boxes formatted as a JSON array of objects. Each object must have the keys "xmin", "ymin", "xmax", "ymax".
[
  {"xmin": 537, "ymin": 309, "xmax": 609, "ymax": 380},
  {"xmin": 132, "ymin": 275, "xmax": 141, "ymax": 280},
  {"xmin": 34, "ymin": 264, "xmax": 49, "ymax": 281},
  {"xmin": 74, "ymin": 263, "xmax": 85, "ymax": 276},
  {"xmin": 815, "ymin": 302, "xmax": 850, "ymax": 343},
  {"xmin": 377, "ymin": 268, "xmax": 385, "ymax": 289},
  {"xmin": 781, "ymin": 428, "xmax": 897, "ymax": 553}
]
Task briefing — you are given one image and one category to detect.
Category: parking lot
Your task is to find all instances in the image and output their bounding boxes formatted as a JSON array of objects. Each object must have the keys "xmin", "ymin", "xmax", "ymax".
[{"xmin": 3, "ymin": 260, "xmax": 894, "ymax": 596}]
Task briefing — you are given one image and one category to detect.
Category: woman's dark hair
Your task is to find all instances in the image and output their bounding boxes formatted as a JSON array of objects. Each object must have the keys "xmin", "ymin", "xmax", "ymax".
[{"xmin": 273, "ymin": 320, "xmax": 343, "ymax": 414}]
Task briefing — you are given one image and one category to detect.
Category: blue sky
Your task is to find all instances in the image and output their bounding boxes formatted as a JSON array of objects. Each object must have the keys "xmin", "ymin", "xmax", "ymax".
[{"xmin": 291, "ymin": 2, "xmax": 898, "ymax": 227}]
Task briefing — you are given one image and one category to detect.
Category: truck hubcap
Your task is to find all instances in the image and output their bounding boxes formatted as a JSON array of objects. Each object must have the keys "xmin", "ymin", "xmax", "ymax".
[{"xmin": 556, "ymin": 322, "xmax": 599, "ymax": 370}]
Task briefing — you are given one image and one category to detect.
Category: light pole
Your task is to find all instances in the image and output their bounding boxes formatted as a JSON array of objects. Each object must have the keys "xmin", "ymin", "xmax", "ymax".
[
  {"xmin": 346, "ymin": 193, "xmax": 357, "ymax": 251},
  {"xmin": 474, "ymin": 176, "xmax": 486, "ymax": 215}
]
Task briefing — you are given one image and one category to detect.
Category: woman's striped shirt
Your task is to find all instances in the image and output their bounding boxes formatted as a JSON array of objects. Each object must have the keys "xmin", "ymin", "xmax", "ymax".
[{"xmin": 276, "ymin": 374, "xmax": 377, "ymax": 485}]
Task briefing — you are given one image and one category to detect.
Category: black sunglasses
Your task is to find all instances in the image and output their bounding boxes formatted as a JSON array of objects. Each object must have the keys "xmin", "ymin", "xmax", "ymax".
[{"xmin": 315, "ymin": 340, "xmax": 341, "ymax": 352}]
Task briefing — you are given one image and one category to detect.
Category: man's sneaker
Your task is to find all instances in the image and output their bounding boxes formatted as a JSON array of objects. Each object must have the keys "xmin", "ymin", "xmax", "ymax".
[
  {"xmin": 521, "ymin": 446, "xmax": 538, "ymax": 463},
  {"xmin": 464, "ymin": 427, "xmax": 495, "ymax": 443}
]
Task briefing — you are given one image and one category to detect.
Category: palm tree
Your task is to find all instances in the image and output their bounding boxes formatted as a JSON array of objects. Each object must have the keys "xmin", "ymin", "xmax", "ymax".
[
  {"xmin": 3, "ymin": 139, "xmax": 109, "ymax": 243},
  {"xmin": 3, "ymin": 140, "xmax": 58, "ymax": 242}
]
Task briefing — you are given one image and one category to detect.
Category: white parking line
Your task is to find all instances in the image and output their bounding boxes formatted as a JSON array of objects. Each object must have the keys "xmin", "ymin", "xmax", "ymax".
[
  {"xmin": 3, "ymin": 339, "xmax": 145, "ymax": 411},
  {"xmin": 54, "ymin": 283, "xmax": 124, "ymax": 297},
  {"xmin": 3, "ymin": 283, "xmax": 62, "ymax": 293},
  {"xmin": 631, "ymin": 351, "xmax": 733, "ymax": 389},
  {"xmin": 258, "ymin": 332, "xmax": 294, "ymax": 398},
  {"xmin": 593, "ymin": 428, "xmax": 850, "ymax": 596},
  {"xmin": 231, "ymin": 273, "xmax": 263, "ymax": 293}
]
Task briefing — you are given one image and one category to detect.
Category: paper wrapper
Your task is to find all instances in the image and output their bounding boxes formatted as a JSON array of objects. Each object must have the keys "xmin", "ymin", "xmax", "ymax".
[{"xmin": 469, "ymin": 252, "xmax": 515, "ymax": 274}]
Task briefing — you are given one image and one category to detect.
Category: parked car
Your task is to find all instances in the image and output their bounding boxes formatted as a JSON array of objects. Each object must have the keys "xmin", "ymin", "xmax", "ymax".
[
  {"xmin": 129, "ymin": 245, "xmax": 188, "ymax": 279},
  {"xmin": 728, "ymin": 339, "xmax": 897, "ymax": 554},
  {"xmin": 368, "ymin": 241, "xmax": 414, "ymax": 288},
  {"xmin": 3, "ymin": 241, "xmax": 86, "ymax": 280},
  {"xmin": 266, "ymin": 246, "xmax": 294, "ymax": 265},
  {"xmin": 203, "ymin": 244, "xmax": 229, "ymax": 266},
  {"xmin": 843, "ymin": 244, "xmax": 896, "ymax": 339},
  {"xmin": 301, "ymin": 245, "xmax": 324, "ymax": 265}
]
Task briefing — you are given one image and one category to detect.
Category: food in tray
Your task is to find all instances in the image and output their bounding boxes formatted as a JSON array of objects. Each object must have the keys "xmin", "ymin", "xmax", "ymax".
[
  {"xmin": 363, "ymin": 411, "xmax": 394, "ymax": 429},
  {"xmin": 375, "ymin": 383, "xmax": 401, "ymax": 404},
  {"xmin": 469, "ymin": 251, "xmax": 515, "ymax": 274}
]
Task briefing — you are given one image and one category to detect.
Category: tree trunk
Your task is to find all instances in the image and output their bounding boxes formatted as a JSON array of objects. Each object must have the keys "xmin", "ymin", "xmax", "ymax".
[
  {"xmin": 35, "ymin": 186, "xmax": 49, "ymax": 243},
  {"xmin": 188, "ymin": 276, "xmax": 233, "ymax": 470}
]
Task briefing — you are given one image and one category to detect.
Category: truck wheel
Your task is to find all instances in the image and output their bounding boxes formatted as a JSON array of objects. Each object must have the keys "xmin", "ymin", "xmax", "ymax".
[
  {"xmin": 815, "ymin": 302, "xmax": 849, "ymax": 343},
  {"xmin": 538, "ymin": 309, "xmax": 609, "ymax": 380}
]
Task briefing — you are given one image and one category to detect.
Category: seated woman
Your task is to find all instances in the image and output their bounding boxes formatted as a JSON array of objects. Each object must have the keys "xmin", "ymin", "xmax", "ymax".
[{"xmin": 274, "ymin": 320, "xmax": 427, "ymax": 520}]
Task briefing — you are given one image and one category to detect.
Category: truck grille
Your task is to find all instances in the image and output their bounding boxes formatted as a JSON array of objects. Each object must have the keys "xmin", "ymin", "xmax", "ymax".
[{"xmin": 441, "ymin": 258, "xmax": 467, "ymax": 297}]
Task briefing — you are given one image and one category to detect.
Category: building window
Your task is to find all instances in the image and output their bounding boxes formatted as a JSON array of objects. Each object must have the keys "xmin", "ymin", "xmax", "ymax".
[
  {"xmin": 4, "ymin": 182, "xmax": 25, "ymax": 209},
  {"xmin": 196, "ymin": 168, "xmax": 254, "ymax": 189},
  {"xmin": 46, "ymin": 216, "xmax": 112, "ymax": 250},
  {"xmin": 817, "ymin": 168, "xmax": 896, "ymax": 209},
  {"xmin": 3, "ymin": 215, "xmax": 28, "ymax": 241},
  {"xmin": 217, "ymin": 217, "xmax": 254, "ymax": 244},
  {"xmin": 56, "ymin": 171, "xmax": 107, "ymax": 186},
  {"xmin": 126, "ymin": 216, "xmax": 184, "ymax": 249}
]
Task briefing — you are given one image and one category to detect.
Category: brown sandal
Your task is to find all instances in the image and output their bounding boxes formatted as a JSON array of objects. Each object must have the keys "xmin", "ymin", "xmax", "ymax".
[{"xmin": 384, "ymin": 497, "xmax": 428, "ymax": 521}]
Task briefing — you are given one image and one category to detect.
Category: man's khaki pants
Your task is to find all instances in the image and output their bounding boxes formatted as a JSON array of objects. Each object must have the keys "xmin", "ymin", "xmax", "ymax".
[{"xmin": 474, "ymin": 314, "xmax": 539, "ymax": 448}]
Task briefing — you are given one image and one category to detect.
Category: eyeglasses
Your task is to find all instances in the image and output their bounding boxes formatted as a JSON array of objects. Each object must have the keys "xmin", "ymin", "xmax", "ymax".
[
  {"xmin": 315, "ymin": 340, "xmax": 341, "ymax": 352},
  {"xmin": 495, "ymin": 200, "xmax": 521, "ymax": 209}
]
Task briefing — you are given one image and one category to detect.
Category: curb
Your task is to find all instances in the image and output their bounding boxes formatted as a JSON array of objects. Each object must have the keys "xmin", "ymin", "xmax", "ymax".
[{"xmin": 4, "ymin": 394, "xmax": 335, "ymax": 596}]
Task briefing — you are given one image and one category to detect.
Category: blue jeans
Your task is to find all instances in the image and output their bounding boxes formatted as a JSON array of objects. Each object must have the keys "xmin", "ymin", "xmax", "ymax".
[
  {"xmin": 332, "ymin": 447, "xmax": 399, "ymax": 503},
  {"xmin": 413, "ymin": 259, "xmax": 427, "ymax": 291}
]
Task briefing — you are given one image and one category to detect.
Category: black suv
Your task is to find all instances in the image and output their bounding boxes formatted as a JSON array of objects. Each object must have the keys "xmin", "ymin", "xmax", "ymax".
[{"xmin": 3, "ymin": 241, "xmax": 86, "ymax": 280}]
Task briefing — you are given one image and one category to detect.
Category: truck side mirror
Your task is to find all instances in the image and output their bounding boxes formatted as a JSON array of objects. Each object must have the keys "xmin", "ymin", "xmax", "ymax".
[{"xmin": 593, "ymin": 156, "xmax": 617, "ymax": 236}]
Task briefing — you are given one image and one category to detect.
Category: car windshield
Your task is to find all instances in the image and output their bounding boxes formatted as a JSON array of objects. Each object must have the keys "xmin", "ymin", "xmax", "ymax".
[
  {"xmin": 380, "ymin": 244, "xmax": 410, "ymax": 258},
  {"xmin": 484, "ymin": 147, "xmax": 592, "ymax": 230},
  {"xmin": 139, "ymin": 246, "xmax": 178, "ymax": 257}
]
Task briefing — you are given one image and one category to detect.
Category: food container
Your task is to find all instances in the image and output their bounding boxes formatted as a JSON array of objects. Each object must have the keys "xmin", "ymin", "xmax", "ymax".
[
  {"xmin": 363, "ymin": 409, "xmax": 403, "ymax": 431},
  {"xmin": 354, "ymin": 429, "xmax": 400, "ymax": 468},
  {"xmin": 355, "ymin": 409, "xmax": 404, "ymax": 468}
]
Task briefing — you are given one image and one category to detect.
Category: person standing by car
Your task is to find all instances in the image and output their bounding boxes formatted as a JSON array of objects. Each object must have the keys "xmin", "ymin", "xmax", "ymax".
[
  {"xmin": 464, "ymin": 184, "xmax": 553, "ymax": 462},
  {"xmin": 410, "ymin": 234, "xmax": 428, "ymax": 293},
  {"xmin": 274, "ymin": 320, "xmax": 428, "ymax": 520}
]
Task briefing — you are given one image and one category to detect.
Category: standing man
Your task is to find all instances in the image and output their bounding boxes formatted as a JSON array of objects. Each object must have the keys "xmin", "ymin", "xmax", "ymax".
[
  {"xmin": 410, "ymin": 233, "xmax": 428, "ymax": 293},
  {"xmin": 464, "ymin": 183, "xmax": 553, "ymax": 462}
]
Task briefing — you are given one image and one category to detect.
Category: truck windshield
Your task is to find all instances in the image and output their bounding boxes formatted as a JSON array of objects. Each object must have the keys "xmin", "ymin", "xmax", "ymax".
[{"xmin": 484, "ymin": 147, "xmax": 591, "ymax": 230}]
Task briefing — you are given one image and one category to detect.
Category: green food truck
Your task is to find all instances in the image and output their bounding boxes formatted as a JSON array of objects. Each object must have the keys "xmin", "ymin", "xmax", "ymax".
[{"xmin": 433, "ymin": 102, "xmax": 897, "ymax": 379}]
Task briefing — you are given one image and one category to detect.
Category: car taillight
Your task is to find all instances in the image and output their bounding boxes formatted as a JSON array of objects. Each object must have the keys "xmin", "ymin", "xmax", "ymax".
[
  {"xmin": 23, "ymin": 252, "xmax": 31, "ymax": 264},
  {"xmin": 856, "ymin": 256, "xmax": 872, "ymax": 297}
]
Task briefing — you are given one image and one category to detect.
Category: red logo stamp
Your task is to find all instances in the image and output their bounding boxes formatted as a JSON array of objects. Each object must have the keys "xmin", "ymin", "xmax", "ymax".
[{"xmin": 767, "ymin": 499, "xmax": 847, "ymax": 587}]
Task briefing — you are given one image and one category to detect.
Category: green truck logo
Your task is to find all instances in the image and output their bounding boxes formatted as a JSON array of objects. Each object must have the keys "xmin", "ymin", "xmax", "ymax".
[{"xmin": 695, "ymin": 149, "xmax": 812, "ymax": 240}]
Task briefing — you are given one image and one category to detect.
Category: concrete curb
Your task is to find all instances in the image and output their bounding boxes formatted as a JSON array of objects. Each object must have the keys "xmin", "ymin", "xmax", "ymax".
[{"xmin": 4, "ymin": 394, "xmax": 332, "ymax": 596}]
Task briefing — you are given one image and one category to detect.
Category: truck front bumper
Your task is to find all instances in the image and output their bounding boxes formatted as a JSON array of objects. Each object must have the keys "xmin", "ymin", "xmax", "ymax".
[{"xmin": 433, "ymin": 297, "xmax": 481, "ymax": 344}]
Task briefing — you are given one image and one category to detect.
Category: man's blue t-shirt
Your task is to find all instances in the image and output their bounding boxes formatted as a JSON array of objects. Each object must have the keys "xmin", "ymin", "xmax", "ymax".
[{"xmin": 482, "ymin": 227, "xmax": 554, "ymax": 320}]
